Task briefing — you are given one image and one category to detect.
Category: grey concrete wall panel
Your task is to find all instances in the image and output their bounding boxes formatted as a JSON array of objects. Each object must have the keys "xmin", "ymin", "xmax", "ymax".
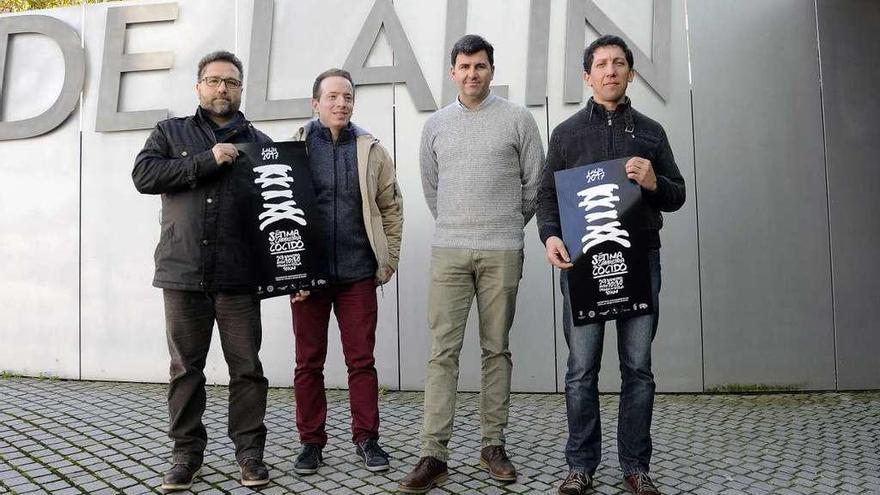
[
  {"xmin": 395, "ymin": 0, "xmax": 558, "ymax": 392},
  {"xmin": 80, "ymin": 0, "xmax": 401, "ymax": 388},
  {"xmin": 549, "ymin": 0, "xmax": 702, "ymax": 392},
  {"xmin": 0, "ymin": 7, "xmax": 82, "ymax": 378},
  {"xmin": 690, "ymin": 1, "xmax": 835, "ymax": 389},
  {"xmin": 94, "ymin": 3, "xmax": 177, "ymax": 132},
  {"xmin": 817, "ymin": 0, "xmax": 880, "ymax": 389},
  {"xmin": 0, "ymin": 14, "xmax": 85, "ymax": 140},
  {"xmin": 439, "ymin": 0, "xmax": 510, "ymax": 106},
  {"xmin": 235, "ymin": 0, "xmax": 400, "ymax": 389},
  {"xmin": 80, "ymin": 0, "xmax": 241, "ymax": 383},
  {"xmin": 564, "ymin": 0, "xmax": 671, "ymax": 104}
]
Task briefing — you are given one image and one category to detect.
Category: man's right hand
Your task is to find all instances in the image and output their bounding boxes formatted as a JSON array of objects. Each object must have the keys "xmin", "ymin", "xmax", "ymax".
[
  {"xmin": 212, "ymin": 143, "xmax": 239, "ymax": 166},
  {"xmin": 290, "ymin": 290, "xmax": 310, "ymax": 303},
  {"xmin": 545, "ymin": 236, "xmax": 573, "ymax": 269}
]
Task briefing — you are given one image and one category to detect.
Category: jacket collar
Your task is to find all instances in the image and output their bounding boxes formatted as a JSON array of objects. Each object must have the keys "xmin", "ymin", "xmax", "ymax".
[
  {"xmin": 296, "ymin": 118, "xmax": 371, "ymax": 141},
  {"xmin": 586, "ymin": 96, "xmax": 631, "ymax": 120}
]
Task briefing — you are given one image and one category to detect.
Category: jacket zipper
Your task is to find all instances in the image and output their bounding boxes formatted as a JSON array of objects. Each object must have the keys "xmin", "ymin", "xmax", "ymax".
[
  {"xmin": 607, "ymin": 110, "xmax": 614, "ymax": 159},
  {"xmin": 332, "ymin": 140, "xmax": 339, "ymax": 282}
]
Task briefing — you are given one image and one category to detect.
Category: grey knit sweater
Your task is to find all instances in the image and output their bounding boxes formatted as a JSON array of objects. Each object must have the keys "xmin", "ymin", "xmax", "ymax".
[{"xmin": 419, "ymin": 94, "xmax": 545, "ymax": 250}]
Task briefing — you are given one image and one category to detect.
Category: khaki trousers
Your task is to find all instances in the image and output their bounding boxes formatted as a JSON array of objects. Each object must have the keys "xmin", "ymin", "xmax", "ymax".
[{"xmin": 420, "ymin": 247, "xmax": 523, "ymax": 461}]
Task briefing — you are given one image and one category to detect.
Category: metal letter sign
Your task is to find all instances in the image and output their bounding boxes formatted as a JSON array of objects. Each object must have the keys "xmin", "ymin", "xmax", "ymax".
[
  {"xmin": 95, "ymin": 3, "xmax": 177, "ymax": 132},
  {"xmin": 0, "ymin": 0, "xmax": 674, "ymax": 139},
  {"xmin": 344, "ymin": 0, "xmax": 437, "ymax": 111},
  {"xmin": 244, "ymin": 0, "xmax": 312, "ymax": 121},
  {"xmin": 0, "ymin": 15, "xmax": 85, "ymax": 141},
  {"xmin": 564, "ymin": 0, "xmax": 671, "ymax": 103}
]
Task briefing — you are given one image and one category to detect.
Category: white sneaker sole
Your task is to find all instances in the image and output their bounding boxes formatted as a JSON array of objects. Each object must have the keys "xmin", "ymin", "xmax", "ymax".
[
  {"xmin": 294, "ymin": 464, "xmax": 321, "ymax": 475},
  {"xmin": 363, "ymin": 461, "xmax": 391, "ymax": 472}
]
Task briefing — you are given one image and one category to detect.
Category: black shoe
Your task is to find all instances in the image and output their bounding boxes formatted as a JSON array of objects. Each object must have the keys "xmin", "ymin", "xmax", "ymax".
[
  {"xmin": 558, "ymin": 469, "xmax": 592, "ymax": 495},
  {"xmin": 239, "ymin": 457, "xmax": 270, "ymax": 487},
  {"xmin": 294, "ymin": 443, "xmax": 323, "ymax": 475},
  {"xmin": 161, "ymin": 462, "xmax": 201, "ymax": 492},
  {"xmin": 355, "ymin": 438, "xmax": 390, "ymax": 472}
]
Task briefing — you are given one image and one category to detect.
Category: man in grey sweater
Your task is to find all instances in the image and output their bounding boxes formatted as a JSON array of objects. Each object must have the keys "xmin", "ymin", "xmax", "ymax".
[{"xmin": 399, "ymin": 34, "xmax": 544, "ymax": 494}]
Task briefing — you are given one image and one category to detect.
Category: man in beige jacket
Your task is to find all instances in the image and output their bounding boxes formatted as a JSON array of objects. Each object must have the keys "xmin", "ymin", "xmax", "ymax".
[{"xmin": 288, "ymin": 68, "xmax": 403, "ymax": 477}]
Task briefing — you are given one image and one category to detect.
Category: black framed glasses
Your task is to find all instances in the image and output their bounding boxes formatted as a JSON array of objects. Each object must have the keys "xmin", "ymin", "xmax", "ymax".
[{"xmin": 200, "ymin": 76, "xmax": 243, "ymax": 89}]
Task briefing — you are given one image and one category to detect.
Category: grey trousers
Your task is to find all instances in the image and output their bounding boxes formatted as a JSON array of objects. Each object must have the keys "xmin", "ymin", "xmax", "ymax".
[{"xmin": 163, "ymin": 289, "xmax": 268, "ymax": 464}]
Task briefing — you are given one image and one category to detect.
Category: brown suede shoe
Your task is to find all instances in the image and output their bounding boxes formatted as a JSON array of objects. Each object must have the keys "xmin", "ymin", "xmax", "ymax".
[
  {"xmin": 624, "ymin": 472, "xmax": 661, "ymax": 494},
  {"xmin": 398, "ymin": 456, "xmax": 448, "ymax": 494},
  {"xmin": 479, "ymin": 445, "xmax": 517, "ymax": 482}
]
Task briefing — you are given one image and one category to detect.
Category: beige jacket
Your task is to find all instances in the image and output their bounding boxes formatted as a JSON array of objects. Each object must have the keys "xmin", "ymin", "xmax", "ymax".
[{"xmin": 292, "ymin": 122, "xmax": 403, "ymax": 283}]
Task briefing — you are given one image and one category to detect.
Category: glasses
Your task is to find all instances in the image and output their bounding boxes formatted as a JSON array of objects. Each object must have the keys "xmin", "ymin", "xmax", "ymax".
[{"xmin": 200, "ymin": 76, "xmax": 242, "ymax": 89}]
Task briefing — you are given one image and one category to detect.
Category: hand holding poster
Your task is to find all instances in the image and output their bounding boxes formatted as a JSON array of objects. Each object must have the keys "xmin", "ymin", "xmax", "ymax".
[
  {"xmin": 233, "ymin": 141, "xmax": 328, "ymax": 299},
  {"xmin": 554, "ymin": 157, "xmax": 653, "ymax": 325}
]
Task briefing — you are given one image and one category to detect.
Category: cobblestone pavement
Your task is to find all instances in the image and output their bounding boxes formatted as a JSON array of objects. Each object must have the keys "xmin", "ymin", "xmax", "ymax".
[{"xmin": 0, "ymin": 378, "xmax": 877, "ymax": 494}]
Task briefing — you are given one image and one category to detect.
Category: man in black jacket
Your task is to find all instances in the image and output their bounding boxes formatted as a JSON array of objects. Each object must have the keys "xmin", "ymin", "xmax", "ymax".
[
  {"xmin": 132, "ymin": 50, "xmax": 272, "ymax": 492},
  {"xmin": 536, "ymin": 36, "xmax": 685, "ymax": 495}
]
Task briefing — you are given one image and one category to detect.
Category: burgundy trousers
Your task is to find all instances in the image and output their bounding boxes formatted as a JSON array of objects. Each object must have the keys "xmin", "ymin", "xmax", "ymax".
[{"xmin": 291, "ymin": 278, "xmax": 380, "ymax": 446}]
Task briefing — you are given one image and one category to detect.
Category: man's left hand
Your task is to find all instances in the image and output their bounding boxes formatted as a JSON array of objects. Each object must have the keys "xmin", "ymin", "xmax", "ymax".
[
  {"xmin": 375, "ymin": 266, "xmax": 395, "ymax": 286},
  {"xmin": 625, "ymin": 157, "xmax": 657, "ymax": 191}
]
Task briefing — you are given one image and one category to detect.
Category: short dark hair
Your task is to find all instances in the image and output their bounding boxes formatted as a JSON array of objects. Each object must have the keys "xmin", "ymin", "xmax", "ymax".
[
  {"xmin": 450, "ymin": 34, "xmax": 494, "ymax": 67},
  {"xmin": 197, "ymin": 50, "xmax": 244, "ymax": 80},
  {"xmin": 583, "ymin": 35, "xmax": 634, "ymax": 73},
  {"xmin": 312, "ymin": 68, "xmax": 354, "ymax": 100}
]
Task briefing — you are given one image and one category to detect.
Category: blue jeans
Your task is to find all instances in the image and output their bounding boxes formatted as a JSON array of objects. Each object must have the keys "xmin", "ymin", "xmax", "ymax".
[{"xmin": 560, "ymin": 249, "xmax": 661, "ymax": 476}]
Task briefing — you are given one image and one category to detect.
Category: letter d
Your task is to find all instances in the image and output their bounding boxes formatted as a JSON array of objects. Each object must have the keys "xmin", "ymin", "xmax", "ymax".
[{"xmin": 0, "ymin": 15, "xmax": 85, "ymax": 141}]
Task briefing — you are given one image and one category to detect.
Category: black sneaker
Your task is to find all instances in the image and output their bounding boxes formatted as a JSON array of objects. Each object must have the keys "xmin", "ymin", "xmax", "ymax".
[
  {"xmin": 558, "ymin": 469, "xmax": 592, "ymax": 495},
  {"xmin": 294, "ymin": 443, "xmax": 323, "ymax": 475},
  {"xmin": 239, "ymin": 457, "xmax": 270, "ymax": 487},
  {"xmin": 355, "ymin": 438, "xmax": 390, "ymax": 472},
  {"xmin": 161, "ymin": 461, "xmax": 201, "ymax": 492}
]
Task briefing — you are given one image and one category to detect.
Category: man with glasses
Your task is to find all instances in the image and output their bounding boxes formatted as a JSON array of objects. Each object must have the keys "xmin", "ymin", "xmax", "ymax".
[{"xmin": 133, "ymin": 50, "xmax": 272, "ymax": 492}]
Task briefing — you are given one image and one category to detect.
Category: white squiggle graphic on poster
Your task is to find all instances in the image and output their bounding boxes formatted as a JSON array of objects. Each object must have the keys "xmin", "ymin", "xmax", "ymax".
[
  {"xmin": 253, "ymin": 164, "xmax": 306, "ymax": 230},
  {"xmin": 577, "ymin": 182, "xmax": 630, "ymax": 253}
]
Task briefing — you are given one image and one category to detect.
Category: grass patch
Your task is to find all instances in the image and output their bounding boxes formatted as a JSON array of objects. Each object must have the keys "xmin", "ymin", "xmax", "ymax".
[{"xmin": 706, "ymin": 383, "xmax": 802, "ymax": 393}]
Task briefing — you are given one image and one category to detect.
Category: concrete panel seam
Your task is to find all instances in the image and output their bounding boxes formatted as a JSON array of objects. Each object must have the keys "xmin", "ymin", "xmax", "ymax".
[{"xmin": 814, "ymin": 0, "xmax": 838, "ymax": 391}]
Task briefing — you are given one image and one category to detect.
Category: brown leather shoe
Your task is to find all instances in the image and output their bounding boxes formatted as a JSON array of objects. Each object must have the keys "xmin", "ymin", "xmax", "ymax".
[
  {"xmin": 624, "ymin": 472, "xmax": 661, "ymax": 494},
  {"xmin": 398, "ymin": 456, "xmax": 448, "ymax": 494},
  {"xmin": 479, "ymin": 445, "xmax": 517, "ymax": 482}
]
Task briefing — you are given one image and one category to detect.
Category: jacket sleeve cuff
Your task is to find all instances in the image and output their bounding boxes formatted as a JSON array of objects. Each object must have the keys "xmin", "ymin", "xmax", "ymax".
[
  {"xmin": 191, "ymin": 150, "xmax": 221, "ymax": 186},
  {"xmin": 539, "ymin": 225, "xmax": 562, "ymax": 245},
  {"xmin": 642, "ymin": 176, "xmax": 666, "ymax": 204}
]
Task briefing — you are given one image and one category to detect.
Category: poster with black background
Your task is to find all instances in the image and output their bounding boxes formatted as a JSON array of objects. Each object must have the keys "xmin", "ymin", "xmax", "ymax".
[
  {"xmin": 233, "ymin": 141, "xmax": 328, "ymax": 299},
  {"xmin": 554, "ymin": 157, "xmax": 652, "ymax": 325}
]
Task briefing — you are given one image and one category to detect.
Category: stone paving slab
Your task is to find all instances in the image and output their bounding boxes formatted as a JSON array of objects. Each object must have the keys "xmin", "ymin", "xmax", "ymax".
[{"xmin": 0, "ymin": 378, "xmax": 878, "ymax": 494}]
